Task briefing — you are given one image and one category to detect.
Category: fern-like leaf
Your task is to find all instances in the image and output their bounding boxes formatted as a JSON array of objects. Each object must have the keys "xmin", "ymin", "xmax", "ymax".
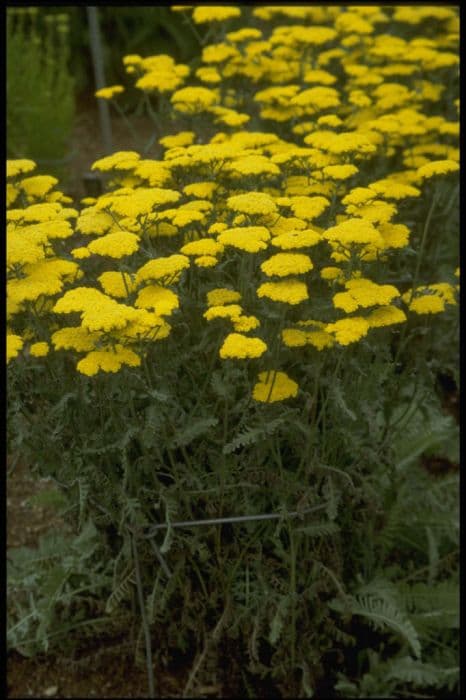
[
  {"xmin": 351, "ymin": 595, "xmax": 421, "ymax": 658},
  {"xmin": 105, "ymin": 568, "xmax": 136, "ymax": 614},
  {"xmin": 223, "ymin": 417, "xmax": 284, "ymax": 455},
  {"xmin": 171, "ymin": 416, "xmax": 218, "ymax": 448}
]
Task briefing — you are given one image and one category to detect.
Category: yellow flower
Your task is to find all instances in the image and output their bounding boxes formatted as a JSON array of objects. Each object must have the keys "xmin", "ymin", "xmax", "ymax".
[
  {"xmin": 218, "ymin": 226, "xmax": 270, "ymax": 253},
  {"xmin": 271, "ymin": 229, "xmax": 321, "ymax": 250},
  {"xmin": 171, "ymin": 86, "xmax": 218, "ymax": 112},
  {"xmin": 91, "ymin": 151, "xmax": 140, "ymax": 172},
  {"xmin": 51, "ymin": 326, "xmax": 102, "ymax": 352},
  {"xmin": 228, "ymin": 155, "xmax": 280, "ymax": 177},
  {"xmin": 304, "ymin": 69, "xmax": 337, "ymax": 85},
  {"xmin": 180, "ymin": 239, "xmax": 224, "ymax": 257},
  {"xmin": 196, "ymin": 66, "xmax": 222, "ymax": 83},
  {"xmin": 53, "ymin": 287, "xmax": 106, "ymax": 314},
  {"xmin": 77, "ymin": 345, "xmax": 141, "ymax": 376},
  {"xmin": 342, "ymin": 188, "xmax": 376, "ymax": 207},
  {"xmin": 323, "ymin": 218, "xmax": 385, "ymax": 248},
  {"xmin": 95, "ymin": 85, "xmax": 124, "ymax": 99},
  {"xmin": 261, "ymin": 253, "xmax": 313, "ymax": 277},
  {"xmin": 322, "ymin": 165, "xmax": 358, "ymax": 180},
  {"xmin": 20, "ymin": 175, "xmax": 58, "ymax": 198},
  {"xmin": 289, "ymin": 196, "xmax": 329, "ymax": 220},
  {"xmin": 206, "ymin": 288, "xmax": 241, "ymax": 306},
  {"xmin": 416, "ymin": 160, "xmax": 459, "ymax": 180},
  {"xmin": 219, "ymin": 333, "xmax": 267, "ymax": 360},
  {"xmin": 291, "ymin": 86, "xmax": 340, "ymax": 111},
  {"xmin": 7, "ymin": 159, "xmax": 36, "ymax": 178},
  {"xmin": 7, "ymin": 334, "xmax": 24, "ymax": 363},
  {"xmin": 226, "ymin": 192, "xmax": 277, "ymax": 216},
  {"xmin": 135, "ymin": 284, "xmax": 179, "ymax": 316},
  {"xmin": 317, "ymin": 114, "xmax": 343, "ymax": 128},
  {"xmin": 7, "ymin": 229, "xmax": 47, "ymax": 266},
  {"xmin": 252, "ymin": 370, "xmax": 298, "ymax": 403},
  {"xmin": 366, "ymin": 305, "xmax": 407, "ymax": 328},
  {"xmin": 232, "ymin": 315, "xmax": 261, "ymax": 332},
  {"xmin": 226, "ymin": 28, "xmax": 262, "ymax": 42},
  {"xmin": 378, "ymin": 223, "xmax": 410, "ymax": 249},
  {"xmin": 29, "ymin": 341, "xmax": 50, "ymax": 357},
  {"xmin": 183, "ymin": 182, "xmax": 217, "ymax": 199},
  {"xmin": 204, "ymin": 304, "xmax": 242, "ymax": 321},
  {"xmin": 368, "ymin": 179, "xmax": 421, "ymax": 200},
  {"xmin": 257, "ymin": 280, "xmax": 309, "ymax": 305},
  {"xmin": 208, "ymin": 223, "xmax": 228, "ymax": 235},
  {"xmin": 408, "ymin": 295, "xmax": 445, "ymax": 314},
  {"xmin": 333, "ymin": 279, "xmax": 400, "ymax": 312},
  {"xmin": 135, "ymin": 254, "xmax": 189, "ymax": 285},
  {"xmin": 325, "ymin": 317, "xmax": 370, "ymax": 345},
  {"xmin": 71, "ymin": 246, "xmax": 91, "ymax": 260},
  {"xmin": 321, "ymin": 266, "xmax": 344, "ymax": 282},
  {"xmin": 98, "ymin": 271, "xmax": 136, "ymax": 299},
  {"xmin": 159, "ymin": 131, "xmax": 195, "ymax": 148},
  {"xmin": 192, "ymin": 6, "xmax": 241, "ymax": 23},
  {"xmin": 76, "ymin": 208, "xmax": 114, "ymax": 235},
  {"xmin": 194, "ymin": 255, "xmax": 219, "ymax": 268},
  {"xmin": 87, "ymin": 231, "xmax": 140, "ymax": 258}
]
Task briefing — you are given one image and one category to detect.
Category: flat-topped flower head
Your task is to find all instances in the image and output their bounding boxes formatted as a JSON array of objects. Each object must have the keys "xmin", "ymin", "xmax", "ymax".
[
  {"xmin": 366, "ymin": 305, "xmax": 407, "ymax": 328},
  {"xmin": 180, "ymin": 239, "xmax": 224, "ymax": 257},
  {"xmin": 7, "ymin": 334, "xmax": 24, "ymax": 363},
  {"xmin": 416, "ymin": 159, "xmax": 459, "ymax": 180},
  {"xmin": 87, "ymin": 231, "xmax": 140, "ymax": 259},
  {"xmin": 135, "ymin": 285, "xmax": 179, "ymax": 316},
  {"xmin": 325, "ymin": 317, "xmax": 370, "ymax": 345},
  {"xmin": 204, "ymin": 304, "xmax": 243, "ymax": 321},
  {"xmin": 323, "ymin": 218, "xmax": 385, "ymax": 248},
  {"xmin": 226, "ymin": 192, "xmax": 277, "ymax": 216},
  {"xmin": 20, "ymin": 175, "xmax": 58, "ymax": 198},
  {"xmin": 218, "ymin": 226, "xmax": 270, "ymax": 253},
  {"xmin": 206, "ymin": 288, "xmax": 242, "ymax": 307},
  {"xmin": 257, "ymin": 280, "xmax": 309, "ymax": 304},
  {"xmin": 232, "ymin": 315, "xmax": 261, "ymax": 332},
  {"xmin": 219, "ymin": 333, "xmax": 267, "ymax": 359},
  {"xmin": 95, "ymin": 85, "xmax": 124, "ymax": 100},
  {"xmin": 29, "ymin": 342, "xmax": 50, "ymax": 357},
  {"xmin": 271, "ymin": 229, "xmax": 321, "ymax": 250},
  {"xmin": 7, "ymin": 159, "xmax": 36, "ymax": 178},
  {"xmin": 253, "ymin": 370, "xmax": 299, "ymax": 403},
  {"xmin": 333, "ymin": 278, "xmax": 400, "ymax": 312},
  {"xmin": 98, "ymin": 271, "xmax": 136, "ymax": 298},
  {"xmin": 91, "ymin": 151, "xmax": 140, "ymax": 172},
  {"xmin": 77, "ymin": 345, "xmax": 141, "ymax": 376},
  {"xmin": 135, "ymin": 255, "xmax": 190, "ymax": 285},
  {"xmin": 192, "ymin": 6, "xmax": 241, "ymax": 23},
  {"xmin": 261, "ymin": 253, "xmax": 313, "ymax": 277}
]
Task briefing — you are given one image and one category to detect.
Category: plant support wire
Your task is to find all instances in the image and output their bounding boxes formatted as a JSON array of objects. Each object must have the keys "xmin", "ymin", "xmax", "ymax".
[{"xmin": 142, "ymin": 503, "xmax": 329, "ymax": 539}]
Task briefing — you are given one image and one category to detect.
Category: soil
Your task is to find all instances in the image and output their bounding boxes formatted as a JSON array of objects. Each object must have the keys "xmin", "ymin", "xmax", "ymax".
[{"xmin": 62, "ymin": 94, "xmax": 161, "ymax": 201}]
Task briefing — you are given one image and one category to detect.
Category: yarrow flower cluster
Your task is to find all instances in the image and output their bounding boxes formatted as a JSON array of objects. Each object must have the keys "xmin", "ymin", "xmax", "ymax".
[{"xmin": 6, "ymin": 5, "xmax": 458, "ymax": 405}]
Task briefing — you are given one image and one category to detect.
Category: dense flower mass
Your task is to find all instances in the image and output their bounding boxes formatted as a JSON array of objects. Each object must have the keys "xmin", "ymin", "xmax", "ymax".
[{"xmin": 6, "ymin": 4, "xmax": 459, "ymax": 399}]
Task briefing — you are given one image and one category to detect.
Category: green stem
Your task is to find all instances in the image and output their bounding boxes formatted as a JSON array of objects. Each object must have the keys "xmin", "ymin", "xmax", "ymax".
[
  {"xmin": 393, "ymin": 189, "xmax": 438, "ymax": 369},
  {"xmin": 289, "ymin": 527, "xmax": 297, "ymax": 671},
  {"xmin": 110, "ymin": 99, "xmax": 145, "ymax": 151}
]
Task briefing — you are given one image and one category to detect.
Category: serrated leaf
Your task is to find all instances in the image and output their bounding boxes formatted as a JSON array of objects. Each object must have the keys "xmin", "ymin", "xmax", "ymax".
[{"xmin": 171, "ymin": 416, "xmax": 218, "ymax": 448}]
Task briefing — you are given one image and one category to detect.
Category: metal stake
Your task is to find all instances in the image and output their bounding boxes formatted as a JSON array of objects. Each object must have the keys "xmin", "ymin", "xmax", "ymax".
[{"xmin": 86, "ymin": 6, "xmax": 113, "ymax": 154}]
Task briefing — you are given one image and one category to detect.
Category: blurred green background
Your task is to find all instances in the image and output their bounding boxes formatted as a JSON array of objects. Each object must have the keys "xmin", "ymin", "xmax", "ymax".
[{"xmin": 7, "ymin": 6, "xmax": 202, "ymax": 166}]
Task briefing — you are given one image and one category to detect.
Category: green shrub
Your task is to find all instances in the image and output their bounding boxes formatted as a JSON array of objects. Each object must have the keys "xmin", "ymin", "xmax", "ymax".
[
  {"xmin": 7, "ymin": 8, "xmax": 75, "ymax": 172},
  {"xmin": 7, "ymin": 5, "xmax": 459, "ymax": 697}
]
